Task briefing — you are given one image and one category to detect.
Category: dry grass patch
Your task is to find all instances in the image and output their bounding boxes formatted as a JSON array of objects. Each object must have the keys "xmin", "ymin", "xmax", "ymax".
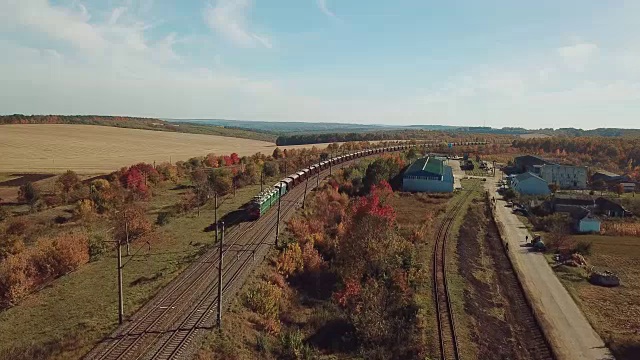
[{"xmin": 555, "ymin": 235, "xmax": 640, "ymax": 359}]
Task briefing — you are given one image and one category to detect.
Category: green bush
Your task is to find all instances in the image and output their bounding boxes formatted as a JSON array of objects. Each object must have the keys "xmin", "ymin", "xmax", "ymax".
[
  {"xmin": 279, "ymin": 329, "xmax": 314, "ymax": 360},
  {"xmin": 88, "ymin": 234, "xmax": 108, "ymax": 261}
]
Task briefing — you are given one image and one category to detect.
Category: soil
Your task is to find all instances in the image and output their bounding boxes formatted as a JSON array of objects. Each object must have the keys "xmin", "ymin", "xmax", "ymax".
[{"xmin": 457, "ymin": 201, "xmax": 546, "ymax": 360}]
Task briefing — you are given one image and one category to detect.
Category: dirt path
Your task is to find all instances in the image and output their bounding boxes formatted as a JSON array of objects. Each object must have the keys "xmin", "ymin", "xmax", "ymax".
[{"xmin": 486, "ymin": 177, "xmax": 614, "ymax": 360}]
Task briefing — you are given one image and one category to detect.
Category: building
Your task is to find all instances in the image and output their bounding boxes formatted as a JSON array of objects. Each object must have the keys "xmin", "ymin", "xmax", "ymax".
[
  {"xmin": 595, "ymin": 197, "xmax": 631, "ymax": 217},
  {"xmin": 591, "ymin": 170, "xmax": 625, "ymax": 184},
  {"xmin": 533, "ymin": 164, "xmax": 588, "ymax": 189},
  {"xmin": 513, "ymin": 155, "xmax": 551, "ymax": 173},
  {"xmin": 620, "ymin": 182, "xmax": 638, "ymax": 193},
  {"xmin": 570, "ymin": 208, "xmax": 601, "ymax": 233},
  {"xmin": 511, "ymin": 172, "xmax": 550, "ymax": 196},
  {"xmin": 403, "ymin": 157, "xmax": 454, "ymax": 193},
  {"xmin": 550, "ymin": 194, "xmax": 596, "ymax": 213}
]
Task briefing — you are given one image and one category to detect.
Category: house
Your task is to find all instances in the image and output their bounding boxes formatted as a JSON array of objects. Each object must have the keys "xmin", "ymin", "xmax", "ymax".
[
  {"xmin": 570, "ymin": 208, "xmax": 601, "ymax": 233},
  {"xmin": 514, "ymin": 155, "xmax": 551, "ymax": 173},
  {"xmin": 511, "ymin": 172, "xmax": 550, "ymax": 196},
  {"xmin": 403, "ymin": 157, "xmax": 454, "ymax": 193},
  {"xmin": 620, "ymin": 182, "xmax": 638, "ymax": 193},
  {"xmin": 550, "ymin": 194, "xmax": 596, "ymax": 213},
  {"xmin": 595, "ymin": 197, "xmax": 630, "ymax": 217},
  {"xmin": 591, "ymin": 170, "xmax": 625, "ymax": 184},
  {"xmin": 534, "ymin": 164, "xmax": 588, "ymax": 189}
]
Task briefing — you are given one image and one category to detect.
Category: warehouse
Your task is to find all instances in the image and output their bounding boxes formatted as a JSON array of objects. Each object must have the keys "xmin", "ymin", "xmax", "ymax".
[
  {"xmin": 511, "ymin": 172, "xmax": 550, "ymax": 196},
  {"xmin": 533, "ymin": 164, "xmax": 588, "ymax": 189},
  {"xmin": 402, "ymin": 157, "xmax": 454, "ymax": 193}
]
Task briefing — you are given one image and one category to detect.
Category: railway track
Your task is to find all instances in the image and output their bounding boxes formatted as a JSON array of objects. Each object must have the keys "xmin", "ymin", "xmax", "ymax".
[
  {"xmin": 85, "ymin": 154, "xmax": 375, "ymax": 360},
  {"xmin": 432, "ymin": 185, "xmax": 477, "ymax": 360},
  {"xmin": 486, "ymin": 201, "xmax": 555, "ymax": 360}
]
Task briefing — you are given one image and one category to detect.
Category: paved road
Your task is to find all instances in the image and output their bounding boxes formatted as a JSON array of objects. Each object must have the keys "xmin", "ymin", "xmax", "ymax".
[{"xmin": 486, "ymin": 177, "xmax": 614, "ymax": 360}]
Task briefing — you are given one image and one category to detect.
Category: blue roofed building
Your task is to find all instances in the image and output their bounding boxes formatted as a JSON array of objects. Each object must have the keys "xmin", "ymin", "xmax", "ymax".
[{"xmin": 402, "ymin": 157, "xmax": 454, "ymax": 193}]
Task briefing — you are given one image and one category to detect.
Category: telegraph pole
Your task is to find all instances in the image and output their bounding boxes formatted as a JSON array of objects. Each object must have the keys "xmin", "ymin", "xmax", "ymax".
[
  {"xmin": 117, "ymin": 240, "xmax": 124, "ymax": 325},
  {"xmin": 302, "ymin": 177, "xmax": 309, "ymax": 209},
  {"xmin": 275, "ymin": 182, "xmax": 282, "ymax": 248},
  {"xmin": 124, "ymin": 210, "xmax": 130, "ymax": 256},
  {"xmin": 217, "ymin": 221, "xmax": 224, "ymax": 328},
  {"xmin": 260, "ymin": 168, "xmax": 264, "ymax": 192}
]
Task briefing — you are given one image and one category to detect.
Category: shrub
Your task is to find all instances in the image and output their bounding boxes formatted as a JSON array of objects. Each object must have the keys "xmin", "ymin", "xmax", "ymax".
[
  {"xmin": 276, "ymin": 243, "xmax": 304, "ymax": 278},
  {"xmin": 32, "ymin": 232, "xmax": 90, "ymax": 280},
  {"xmin": 74, "ymin": 199, "xmax": 96, "ymax": 221},
  {"xmin": 88, "ymin": 234, "xmax": 108, "ymax": 261},
  {"xmin": 278, "ymin": 329, "xmax": 314, "ymax": 360},
  {"xmin": 0, "ymin": 235, "xmax": 25, "ymax": 261},
  {"xmin": 156, "ymin": 211, "xmax": 172, "ymax": 226},
  {"xmin": 573, "ymin": 241, "xmax": 593, "ymax": 256},
  {"xmin": 244, "ymin": 281, "xmax": 283, "ymax": 333},
  {"xmin": 18, "ymin": 182, "xmax": 41, "ymax": 211},
  {"xmin": 0, "ymin": 252, "xmax": 34, "ymax": 306},
  {"xmin": 0, "ymin": 206, "xmax": 11, "ymax": 221}
]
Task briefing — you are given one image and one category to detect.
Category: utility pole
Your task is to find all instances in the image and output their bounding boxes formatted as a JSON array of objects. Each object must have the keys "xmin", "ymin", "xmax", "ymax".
[
  {"xmin": 329, "ymin": 155, "xmax": 332, "ymax": 176},
  {"xmin": 316, "ymin": 163, "xmax": 320, "ymax": 187},
  {"xmin": 275, "ymin": 182, "xmax": 282, "ymax": 248},
  {"xmin": 117, "ymin": 240, "xmax": 124, "ymax": 325},
  {"xmin": 260, "ymin": 168, "xmax": 264, "ymax": 192},
  {"xmin": 214, "ymin": 192, "xmax": 218, "ymax": 226},
  {"xmin": 217, "ymin": 221, "xmax": 224, "ymax": 328},
  {"xmin": 303, "ymin": 177, "xmax": 309, "ymax": 209},
  {"xmin": 124, "ymin": 210, "xmax": 130, "ymax": 256}
]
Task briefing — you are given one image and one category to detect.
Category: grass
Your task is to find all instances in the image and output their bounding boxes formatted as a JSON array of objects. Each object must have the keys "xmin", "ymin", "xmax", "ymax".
[
  {"xmin": 549, "ymin": 234, "xmax": 640, "ymax": 360},
  {"xmin": 0, "ymin": 173, "xmax": 17, "ymax": 183},
  {"xmin": 0, "ymin": 181, "xmax": 262, "ymax": 360}
]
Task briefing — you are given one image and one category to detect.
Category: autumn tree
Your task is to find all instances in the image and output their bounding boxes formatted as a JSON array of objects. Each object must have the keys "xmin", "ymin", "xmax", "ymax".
[
  {"xmin": 18, "ymin": 182, "xmax": 40, "ymax": 212},
  {"xmin": 272, "ymin": 147, "xmax": 284, "ymax": 159},
  {"xmin": 615, "ymin": 183, "xmax": 625, "ymax": 197},
  {"xmin": 56, "ymin": 170, "xmax": 81, "ymax": 203},
  {"xmin": 113, "ymin": 205, "xmax": 153, "ymax": 250}
]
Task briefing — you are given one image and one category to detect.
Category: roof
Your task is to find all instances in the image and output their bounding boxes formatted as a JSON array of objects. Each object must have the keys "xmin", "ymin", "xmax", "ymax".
[
  {"xmin": 405, "ymin": 157, "xmax": 445, "ymax": 177},
  {"xmin": 595, "ymin": 197, "xmax": 626, "ymax": 211},
  {"xmin": 552, "ymin": 193, "xmax": 595, "ymax": 206},
  {"xmin": 593, "ymin": 169, "xmax": 620, "ymax": 177},
  {"xmin": 514, "ymin": 155, "xmax": 551, "ymax": 166},
  {"xmin": 514, "ymin": 172, "xmax": 545, "ymax": 182}
]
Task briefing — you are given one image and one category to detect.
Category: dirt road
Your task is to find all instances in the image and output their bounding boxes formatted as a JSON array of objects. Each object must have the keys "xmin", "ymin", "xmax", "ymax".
[{"xmin": 486, "ymin": 177, "xmax": 614, "ymax": 360}]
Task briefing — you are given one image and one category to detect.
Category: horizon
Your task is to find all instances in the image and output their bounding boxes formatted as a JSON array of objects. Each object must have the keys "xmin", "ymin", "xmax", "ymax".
[{"xmin": 2, "ymin": 1, "xmax": 640, "ymax": 129}]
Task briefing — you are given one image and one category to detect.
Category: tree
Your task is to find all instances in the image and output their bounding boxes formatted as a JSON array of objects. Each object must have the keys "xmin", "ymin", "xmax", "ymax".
[
  {"xmin": 113, "ymin": 205, "xmax": 153, "ymax": 248},
  {"xmin": 548, "ymin": 183, "xmax": 559, "ymax": 194},
  {"xmin": 272, "ymin": 147, "xmax": 284, "ymax": 159},
  {"xmin": 615, "ymin": 183, "xmax": 625, "ymax": 197},
  {"xmin": 18, "ymin": 182, "xmax": 40, "ymax": 212},
  {"xmin": 56, "ymin": 170, "xmax": 81, "ymax": 203},
  {"xmin": 263, "ymin": 161, "xmax": 279, "ymax": 177},
  {"xmin": 119, "ymin": 167, "xmax": 149, "ymax": 199},
  {"xmin": 209, "ymin": 169, "xmax": 233, "ymax": 196}
]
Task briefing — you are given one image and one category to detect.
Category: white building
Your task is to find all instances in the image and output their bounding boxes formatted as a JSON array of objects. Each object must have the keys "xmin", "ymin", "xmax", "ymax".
[
  {"xmin": 512, "ymin": 172, "xmax": 550, "ymax": 196},
  {"xmin": 533, "ymin": 164, "xmax": 588, "ymax": 189}
]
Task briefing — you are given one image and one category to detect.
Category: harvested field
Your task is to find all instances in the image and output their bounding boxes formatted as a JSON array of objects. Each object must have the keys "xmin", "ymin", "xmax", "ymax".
[
  {"xmin": 0, "ymin": 124, "xmax": 277, "ymax": 173},
  {"xmin": 554, "ymin": 235, "xmax": 640, "ymax": 360}
]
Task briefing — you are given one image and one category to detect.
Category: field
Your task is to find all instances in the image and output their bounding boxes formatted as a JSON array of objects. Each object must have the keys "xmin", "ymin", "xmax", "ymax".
[
  {"xmin": 0, "ymin": 125, "xmax": 390, "ymax": 174},
  {"xmin": 551, "ymin": 235, "xmax": 640, "ymax": 359},
  {"xmin": 0, "ymin": 125, "xmax": 280, "ymax": 173}
]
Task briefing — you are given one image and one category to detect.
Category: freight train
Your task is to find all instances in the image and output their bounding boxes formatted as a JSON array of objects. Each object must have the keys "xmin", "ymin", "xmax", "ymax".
[{"xmin": 246, "ymin": 144, "xmax": 412, "ymax": 220}]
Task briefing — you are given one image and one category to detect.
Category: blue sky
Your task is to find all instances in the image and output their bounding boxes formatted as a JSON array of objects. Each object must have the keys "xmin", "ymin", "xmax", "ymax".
[{"xmin": 1, "ymin": 0, "xmax": 640, "ymax": 129}]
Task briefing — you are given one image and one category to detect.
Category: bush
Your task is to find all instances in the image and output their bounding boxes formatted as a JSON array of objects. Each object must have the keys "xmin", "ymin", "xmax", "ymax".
[
  {"xmin": 0, "ymin": 206, "xmax": 11, "ymax": 221},
  {"xmin": 88, "ymin": 234, "xmax": 108, "ymax": 261},
  {"xmin": 0, "ymin": 252, "xmax": 34, "ymax": 306},
  {"xmin": 32, "ymin": 232, "xmax": 90, "ymax": 279},
  {"xmin": 279, "ymin": 329, "xmax": 314, "ymax": 360},
  {"xmin": 573, "ymin": 241, "xmax": 593, "ymax": 255},
  {"xmin": 156, "ymin": 211, "xmax": 173, "ymax": 226}
]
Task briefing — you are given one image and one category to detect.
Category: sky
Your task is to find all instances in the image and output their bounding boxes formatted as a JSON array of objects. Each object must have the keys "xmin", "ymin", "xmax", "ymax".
[{"xmin": 1, "ymin": 0, "xmax": 640, "ymax": 129}]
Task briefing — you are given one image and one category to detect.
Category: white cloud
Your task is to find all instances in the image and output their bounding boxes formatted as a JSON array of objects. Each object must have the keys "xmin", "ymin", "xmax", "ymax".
[
  {"xmin": 557, "ymin": 42, "xmax": 598, "ymax": 71},
  {"xmin": 204, "ymin": 0, "xmax": 272, "ymax": 49},
  {"xmin": 316, "ymin": 0, "xmax": 338, "ymax": 19}
]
